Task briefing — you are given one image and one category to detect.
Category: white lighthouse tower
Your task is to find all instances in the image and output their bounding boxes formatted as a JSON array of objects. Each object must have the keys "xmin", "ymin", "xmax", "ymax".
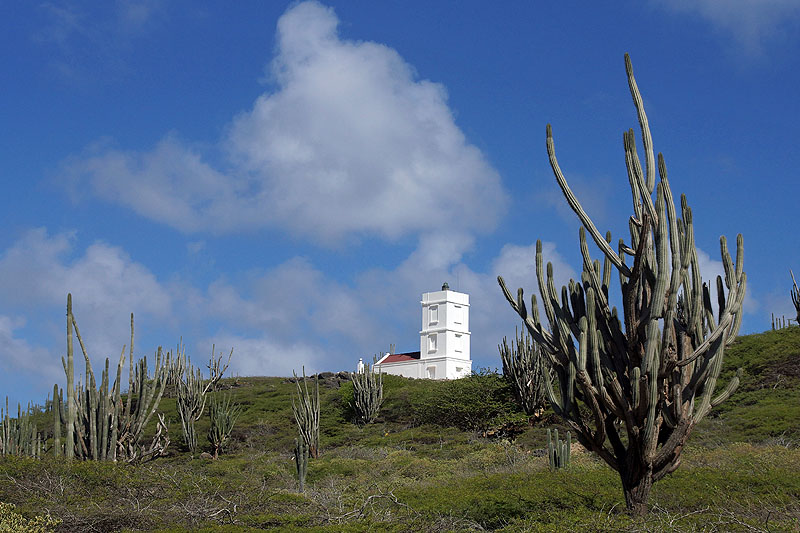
[{"xmin": 374, "ymin": 283, "xmax": 472, "ymax": 379}]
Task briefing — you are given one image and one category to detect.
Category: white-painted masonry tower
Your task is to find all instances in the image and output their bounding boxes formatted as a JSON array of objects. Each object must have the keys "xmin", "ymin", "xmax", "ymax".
[{"xmin": 373, "ymin": 283, "xmax": 472, "ymax": 379}]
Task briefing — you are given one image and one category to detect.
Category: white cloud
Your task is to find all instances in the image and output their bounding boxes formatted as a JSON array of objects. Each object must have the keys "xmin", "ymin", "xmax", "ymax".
[
  {"xmin": 492, "ymin": 242, "xmax": 578, "ymax": 297},
  {"xmin": 198, "ymin": 334, "xmax": 324, "ymax": 378},
  {"xmin": 652, "ymin": 0, "xmax": 800, "ymax": 54},
  {"xmin": 0, "ymin": 315, "xmax": 62, "ymax": 383},
  {"xmin": 0, "ymin": 228, "xmax": 173, "ymax": 362},
  {"xmin": 66, "ymin": 137, "xmax": 234, "ymax": 233},
  {"xmin": 64, "ymin": 0, "xmax": 507, "ymax": 246}
]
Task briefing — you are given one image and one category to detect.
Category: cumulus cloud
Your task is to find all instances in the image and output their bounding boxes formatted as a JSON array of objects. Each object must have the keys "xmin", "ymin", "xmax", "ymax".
[
  {"xmin": 651, "ymin": 0, "xmax": 800, "ymax": 54},
  {"xmin": 0, "ymin": 228, "xmax": 173, "ymax": 362},
  {"xmin": 198, "ymin": 334, "xmax": 324, "ymax": 378},
  {"xmin": 64, "ymin": 0, "xmax": 507, "ymax": 246},
  {"xmin": 491, "ymin": 242, "xmax": 578, "ymax": 298},
  {"xmin": 0, "ymin": 315, "xmax": 62, "ymax": 383}
]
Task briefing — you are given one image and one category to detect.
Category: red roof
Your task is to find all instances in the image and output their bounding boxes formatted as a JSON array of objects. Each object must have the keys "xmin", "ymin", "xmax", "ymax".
[{"xmin": 379, "ymin": 351, "xmax": 421, "ymax": 363}]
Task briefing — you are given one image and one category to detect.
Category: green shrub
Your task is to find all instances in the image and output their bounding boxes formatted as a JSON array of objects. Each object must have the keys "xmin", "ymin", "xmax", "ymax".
[
  {"xmin": 0, "ymin": 502, "xmax": 60, "ymax": 533},
  {"xmin": 410, "ymin": 370, "xmax": 527, "ymax": 433}
]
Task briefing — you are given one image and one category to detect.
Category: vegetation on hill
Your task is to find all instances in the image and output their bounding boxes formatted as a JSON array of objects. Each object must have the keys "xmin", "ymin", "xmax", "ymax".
[{"xmin": 0, "ymin": 327, "xmax": 799, "ymax": 531}]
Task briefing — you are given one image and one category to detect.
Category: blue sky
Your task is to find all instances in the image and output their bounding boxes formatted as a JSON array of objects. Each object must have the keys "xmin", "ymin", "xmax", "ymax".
[{"xmin": 2, "ymin": 0, "xmax": 799, "ymax": 408}]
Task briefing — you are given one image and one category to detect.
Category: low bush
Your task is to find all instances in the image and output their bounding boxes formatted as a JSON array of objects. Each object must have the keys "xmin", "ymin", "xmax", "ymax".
[
  {"xmin": 0, "ymin": 502, "xmax": 60, "ymax": 533},
  {"xmin": 409, "ymin": 370, "xmax": 528, "ymax": 433}
]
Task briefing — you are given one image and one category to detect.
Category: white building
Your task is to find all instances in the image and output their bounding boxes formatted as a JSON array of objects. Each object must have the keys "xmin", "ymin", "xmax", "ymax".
[{"xmin": 373, "ymin": 283, "xmax": 472, "ymax": 379}]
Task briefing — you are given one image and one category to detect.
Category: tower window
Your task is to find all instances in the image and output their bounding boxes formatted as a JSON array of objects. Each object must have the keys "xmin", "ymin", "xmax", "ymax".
[
  {"xmin": 453, "ymin": 305, "xmax": 462, "ymax": 324},
  {"xmin": 428, "ymin": 334, "xmax": 437, "ymax": 353},
  {"xmin": 429, "ymin": 305, "xmax": 438, "ymax": 325}
]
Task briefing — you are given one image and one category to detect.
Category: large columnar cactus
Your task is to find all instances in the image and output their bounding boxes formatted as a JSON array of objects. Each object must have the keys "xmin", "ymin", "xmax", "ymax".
[
  {"xmin": 497, "ymin": 54, "xmax": 746, "ymax": 516},
  {"xmin": 66, "ymin": 294, "xmax": 75, "ymax": 460},
  {"xmin": 350, "ymin": 362, "xmax": 383, "ymax": 425},
  {"xmin": 499, "ymin": 329, "xmax": 549, "ymax": 419},
  {"xmin": 62, "ymin": 294, "xmax": 169, "ymax": 461},
  {"xmin": 1, "ymin": 398, "xmax": 42, "ymax": 458},
  {"xmin": 791, "ymin": 270, "xmax": 800, "ymax": 325},
  {"xmin": 291, "ymin": 368, "xmax": 320, "ymax": 458}
]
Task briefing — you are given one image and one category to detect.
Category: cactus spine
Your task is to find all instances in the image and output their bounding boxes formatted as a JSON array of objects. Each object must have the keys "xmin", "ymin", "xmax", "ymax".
[
  {"xmin": 499, "ymin": 328, "xmax": 549, "ymax": 418},
  {"xmin": 547, "ymin": 428, "xmax": 571, "ymax": 470},
  {"xmin": 292, "ymin": 368, "xmax": 320, "ymax": 458},
  {"xmin": 350, "ymin": 362, "xmax": 383, "ymax": 425},
  {"xmin": 497, "ymin": 54, "xmax": 745, "ymax": 516}
]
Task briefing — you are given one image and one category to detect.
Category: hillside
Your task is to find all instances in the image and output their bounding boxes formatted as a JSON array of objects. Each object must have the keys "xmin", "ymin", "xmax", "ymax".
[{"xmin": 1, "ymin": 328, "xmax": 800, "ymax": 532}]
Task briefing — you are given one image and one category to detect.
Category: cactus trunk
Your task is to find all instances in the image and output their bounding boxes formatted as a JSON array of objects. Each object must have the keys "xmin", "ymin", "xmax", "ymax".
[
  {"xmin": 65, "ymin": 294, "xmax": 75, "ymax": 461},
  {"xmin": 294, "ymin": 436, "xmax": 309, "ymax": 492},
  {"xmin": 621, "ymin": 462, "xmax": 653, "ymax": 518},
  {"xmin": 53, "ymin": 384, "xmax": 61, "ymax": 457}
]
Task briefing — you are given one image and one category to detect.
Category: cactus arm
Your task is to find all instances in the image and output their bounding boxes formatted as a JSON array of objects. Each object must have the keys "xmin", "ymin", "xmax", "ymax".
[
  {"xmin": 548, "ymin": 124, "xmax": 632, "ymax": 277},
  {"xmin": 624, "ymin": 53, "xmax": 656, "ymax": 194}
]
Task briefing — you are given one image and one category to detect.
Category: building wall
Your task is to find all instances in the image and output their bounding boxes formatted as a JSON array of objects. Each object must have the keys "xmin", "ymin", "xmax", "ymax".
[{"xmin": 377, "ymin": 356, "xmax": 471, "ymax": 380}]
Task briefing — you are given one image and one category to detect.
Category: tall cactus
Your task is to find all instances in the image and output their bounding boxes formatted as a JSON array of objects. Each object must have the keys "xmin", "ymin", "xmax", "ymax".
[
  {"xmin": 65, "ymin": 294, "xmax": 75, "ymax": 460},
  {"xmin": 497, "ymin": 54, "xmax": 745, "ymax": 516},
  {"xmin": 350, "ymin": 362, "xmax": 383, "ymax": 425},
  {"xmin": 52, "ymin": 384, "xmax": 62, "ymax": 458},
  {"xmin": 499, "ymin": 328, "xmax": 549, "ymax": 419},
  {"xmin": 291, "ymin": 368, "xmax": 320, "ymax": 458},
  {"xmin": 62, "ymin": 295, "xmax": 169, "ymax": 461},
  {"xmin": 791, "ymin": 270, "xmax": 800, "ymax": 325}
]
